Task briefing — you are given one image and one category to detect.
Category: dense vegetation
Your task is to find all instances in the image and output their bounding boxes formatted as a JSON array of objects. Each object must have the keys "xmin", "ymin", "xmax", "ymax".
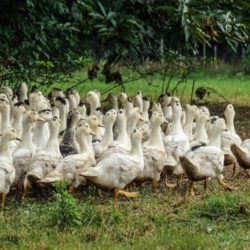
[{"xmin": 0, "ymin": 0, "xmax": 250, "ymax": 87}]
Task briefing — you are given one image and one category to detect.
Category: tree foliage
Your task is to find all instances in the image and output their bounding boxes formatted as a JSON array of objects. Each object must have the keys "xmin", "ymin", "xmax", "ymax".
[{"xmin": 0, "ymin": 0, "xmax": 249, "ymax": 84}]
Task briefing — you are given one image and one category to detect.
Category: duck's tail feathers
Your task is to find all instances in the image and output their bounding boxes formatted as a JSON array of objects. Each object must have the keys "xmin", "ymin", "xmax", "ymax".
[
  {"xmin": 38, "ymin": 172, "xmax": 62, "ymax": 185},
  {"xmin": 179, "ymin": 156, "xmax": 199, "ymax": 178}
]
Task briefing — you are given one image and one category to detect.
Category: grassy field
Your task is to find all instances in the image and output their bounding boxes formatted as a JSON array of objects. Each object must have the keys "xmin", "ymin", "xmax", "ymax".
[
  {"xmin": 1, "ymin": 68, "xmax": 250, "ymax": 249},
  {"xmin": 0, "ymin": 176, "xmax": 249, "ymax": 250}
]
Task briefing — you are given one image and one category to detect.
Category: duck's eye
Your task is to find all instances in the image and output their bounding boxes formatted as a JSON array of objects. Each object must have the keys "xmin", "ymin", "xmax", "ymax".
[
  {"xmin": 133, "ymin": 129, "xmax": 137, "ymax": 133},
  {"xmin": 119, "ymin": 110, "xmax": 122, "ymax": 114}
]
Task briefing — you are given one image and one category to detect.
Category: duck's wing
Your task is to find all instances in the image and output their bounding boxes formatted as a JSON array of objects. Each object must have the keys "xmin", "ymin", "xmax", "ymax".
[
  {"xmin": 143, "ymin": 146, "xmax": 167, "ymax": 172},
  {"xmin": 188, "ymin": 146, "xmax": 224, "ymax": 175}
]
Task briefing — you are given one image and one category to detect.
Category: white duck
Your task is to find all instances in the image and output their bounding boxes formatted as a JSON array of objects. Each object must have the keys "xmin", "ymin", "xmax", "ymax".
[
  {"xmin": 0, "ymin": 86, "xmax": 13, "ymax": 102},
  {"xmin": 23, "ymin": 116, "xmax": 63, "ymax": 195},
  {"xmin": 183, "ymin": 104, "xmax": 198, "ymax": 141},
  {"xmin": 85, "ymin": 90, "xmax": 101, "ymax": 115},
  {"xmin": 180, "ymin": 118, "xmax": 235, "ymax": 196},
  {"xmin": 105, "ymin": 93, "xmax": 119, "ymax": 111},
  {"xmin": 163, "ymin": 97, "xmax": 190, "ymax": 181},
  {"xmin": 0, "ymin": 94, "xmax": 11, "ymax": 134},
  {"xmin": 33, "ymin": 108, "xmax": 53, "ymax": 151},
  {"xmin": 39, "ymin": 121, "xmax": 95, "ymax": 190},
  {"xmin": 66, "ymin": 89, "xmax": 78, "ymax": 110},
  {"xmin": 12, "ymin": 102, "xmax": 26, "ymax": 138},
  {"xmin": 80, "ymin": 129, "xmax": 144, "ymax": 206},
  {"xmin": 97, "ymin": 109, "xmax": 131, "ymax": 161},
  {"xmin": 136, "ymin": 111, "xmax": 167, "ymax": 189},
  {"xmin": 221, "ymin": 104, "xmax": 242, "ymax": 176},
  {"xmin": 87, "ymin": 115, "xmax": 104, "ymax": 143},
  {"xmin": 18, "ymin": 82, "xmax": 28, "ymax": 102},
  {"xmin": 126, "ymin": 107, "xmax": 144, "ymax": 136},
  {"xmin": 53, "ymin": 96, "xmax": 68, "ymax": 133},
  {"xmin": 93, "ymin": 109, "xmax": 117, "ymax": 158},
  {"xmin": 159, "ymin": 93, "xmax": 172, "ymax": 121},
  {"xmin": 77, "ymin": 101, "xmax": 87, "ymax": 118},
  {"xmin": 85, "ymin": 91, "xmax": 105, "ymax": 137},
  {"xmin": 0, "ymin": 128, "xmax": 21, "ymax": 207},
  {"xmin": 13, "ymin": 110, "xmax": 44, "ymax": 186},
  {"xmin": 118, "ymin": 92, "xmax": 128, "ymax": 108},
  {"xmin": 190, "ymin": 110, "xmax": 209, "ymax": 149},
  {"xmin": 133, "ymin": 91, "xmax": 143, "ymax": 113},
  {"xmin": 142, "ymin": 97, "xmax": 150, "ymax": 123}
]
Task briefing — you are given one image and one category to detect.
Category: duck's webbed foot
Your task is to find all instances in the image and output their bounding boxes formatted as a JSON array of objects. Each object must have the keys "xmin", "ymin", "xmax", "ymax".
[
  {"xmin": 218, "ymin": 179, "xmax": 236, "ymax": 191},
  {"xmin": 114, "ymin": 188, "xmax": 139, "ymax": 207}
]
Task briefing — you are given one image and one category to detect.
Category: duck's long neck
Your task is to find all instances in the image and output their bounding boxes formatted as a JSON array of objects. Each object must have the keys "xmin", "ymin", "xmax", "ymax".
[
  {"xmin": 90, "ymin": 98, "xmax": 101, "ymax": 115},
  {"xmin": 127, "ymin": 118, "xmax": 138, "ymax": 136},
  {"xmin": 184, "ymin": 113, "xmax": 195, "ymax": 138},
  {"xmin": 131, "ymin": 139, "xmax": 143, "ymax": 159},
  {"xmin": 33, "ymin": 121, "xmax": 47, "ymax": 139},
  {"xmin": 102, "ymin": 122, "xmax": 114, "ymax": 146},
  {"xmin": 208, "ymin": 131, "xmax": 221, "ymax": 149},
  {"xmin": 0, "ymin": 106, "xmax": 11, "ymax": 133},
  {"xmin": 194, "ymin": 120, "xmax": 207, "ymax": 143},
  {"xmin": 78, "ymin": 134, "xmax": 93, "ymax": 155},
  {"xmin": 18, "ymin": 122, "xmax": 34, "ymax": 150},
  {"xmin": 0, "ymin": 136, "xmax": 11, "ymax": 158},
  {"xmin": 171, "ymin": 111, "xmax": 184, "ymax": 135},
  {"xmin": 147, "ymin": 123, "xmax": 164, "ymax": 150},
  {"xmin": 226, "ymin": 115, "xmax": 235, "ymax": 134},
  {"xmin": 116, "ymin": 118, "xmax": 130, "ymax": 145},
  {"xmin": 143, "ymin": 106, "xmax": 149, "ymax": 122},
  {"xmin": 20, "ymin": 91, "xmax": 28, "ymax": 103},
  {"xmin": 162, "ymin": 105, "xmax": 172, "ymax": 119},
  {"xmin": 12, "ymin": 113, "xmax": 24, "ymax": 138},
  {"xmin": 112, "ymin": 98, "xmax": 118, "ymax": 111},
  {"xmin": 124, "ymin": 102, "xmax": 133, "ymax": 116},
  {"xmin": 59, "ymin": 106, "xmax": 67, "ymax": 131},
  {"xmin": 46, "ymin": 128, "xmax": 60, "ymax": 154},
  {"xmin": 136, "ymin": 101, "xmax": 143, "ymax": 113}
]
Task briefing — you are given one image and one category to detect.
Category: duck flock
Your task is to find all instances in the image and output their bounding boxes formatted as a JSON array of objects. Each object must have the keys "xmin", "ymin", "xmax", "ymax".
[{"xmin": 0, "ymin": 83, "xmax": 249, "ymax": 207}]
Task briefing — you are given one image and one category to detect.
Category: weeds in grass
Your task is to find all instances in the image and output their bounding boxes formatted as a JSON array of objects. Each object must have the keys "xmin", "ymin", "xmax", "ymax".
[
  {"xmin": 188, "ymin": 193, "xmax": 249, "ymax": 220},
  {"xmin": 47, "ymin": 182, "xmax": 81, "ymax": 230}
]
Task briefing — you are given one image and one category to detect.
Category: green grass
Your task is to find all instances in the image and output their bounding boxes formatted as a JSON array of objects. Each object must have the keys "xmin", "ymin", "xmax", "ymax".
[
  {"xmin": 37, "ymin": 66, "xmax": 250, "ymax": 105},
  {"xmin": 1, "ymin": 66, "xmax": 250, "ymax": 249},
  {"xmin": 1, "ymin": 179, "xmax": 249, "ymax": 250}
]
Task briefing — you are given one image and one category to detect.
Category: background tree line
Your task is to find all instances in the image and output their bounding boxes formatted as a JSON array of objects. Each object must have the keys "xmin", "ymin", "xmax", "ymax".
[{"xmin": 0, "ymin": 0, "xmax": 249, "ymax": 85}]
